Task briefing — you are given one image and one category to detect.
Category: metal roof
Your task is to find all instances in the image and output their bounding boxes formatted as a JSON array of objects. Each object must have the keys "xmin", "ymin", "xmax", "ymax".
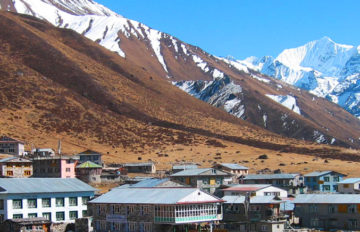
[
  {"xmin": 123, "ymin": 162, "xmax": 154, "ymax": 167},
  {"xmin": 293, "ymin": 194, "xmax": 360, "ymax": 204},
  {"xmin": 171, "ymin": 168, "xmax": 230, "ymax": 177},
  {"xmin": 0, "ymin": 157, "xmax": 31, "ymax": 163},
  {"xmin": 338, "ymin": 178, "xmax": 360, "ymax": 184},
  {"xmin": 0, "ymin": 178, "xmax": 96, "ymax": 194},
  {"xmin": 172, "ymin": 164, "xmax": 198, "ymax": 170},
  {"xmin": 222, "ymin": 195, "xmax": 282, "ymax": 204},
  {"xmin": 223, "ymin": 184, "xmax": 271, "ymax": 192},
  {"xmin": 304, "ymin": 170, "xmax": 345, "ymax": 177},
  {"xmin": 78, "ymin": 150, "xmax": 102, "ymax": 156},
  {"xmin": 244, "ymin": 174, "xmax": 298, "ymax": 180},
  {"xmin": 76, "ymin": 161, "xmax": 102, "ymax": 169},
  {"xmin": 218, "ymin": 163, "xmax": 248, "ymax": 170},
  {"xmin": 131, "ymin": 178, "xmax": 170, "ymax": 187},
  {"xmin": 90, "ymin": 188, "xmax": 222, "ymax": 205}
]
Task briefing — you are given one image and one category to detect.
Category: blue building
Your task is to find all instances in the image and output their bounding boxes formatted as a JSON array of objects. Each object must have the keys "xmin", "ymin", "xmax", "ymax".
[{"xmin": 304, "ymin": 171, "xmax": 346, "ymax": 192}]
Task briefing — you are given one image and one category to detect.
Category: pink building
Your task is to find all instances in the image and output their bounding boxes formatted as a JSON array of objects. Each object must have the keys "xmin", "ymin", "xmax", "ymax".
[{"xmin": 32, "ymin": 156, "xmax": 78, "ymax": 178}]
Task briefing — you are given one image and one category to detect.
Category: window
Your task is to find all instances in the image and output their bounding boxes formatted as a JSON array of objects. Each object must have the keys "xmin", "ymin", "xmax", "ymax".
[
  {"xmin": 128, "ymin": 222, "xmax": 137, "ymax": 232},
  {"xmin": 69, "ymin": 197, "xmax": 78, "ymax": 206},
  {"xmin": 0, "ymin": 200, "xmax": 3, "ymax": 210},
  {"xmin": 344, "ymin": 184, "xmax": 350, "ymax": 188},
  {"xmin": 349, "ymin": 219, "xmax": 357, "ymax": 229},
  {"xmin": 6, "ymin": 171, "xmax": 13, "ymax": 176},
  {"xmin": 82, "ymin": 210, "xmax": 88, "ymax": 217},
  {"xmin": 43, "ymin": 212, "xmax": 51, "ymax": 221},
  {"xmin": 69, "ymin": 211, "xmax": 78, "ymax": 220},
  {"xmin": 28, "ymin": 213, "xmax": 37, "ymax": 218},
  {"xmin": 27, "ymin": 199, "xmax": 37, "ymax": 208},
  {"xmin": 13, "ymin": 214, "xmax": 23, "ymax": 219},
  {"xmin": 261, "ymin": 225, "xmax": 268, "ymax": 231},
  {"xmin": 56, "ymin": 198, "xmax": 64, "ymax": 207},
  {"xmin": 333, "ymin": 185, "xmax": 338, "ymax": 192},
  {"xmin": 56, "ymin": 212, "xmax": 65, "ymax": 221},
  {"xmin": 324, "ymin": 177, "xmax": 330, "ymax": 182},
  {"xmin": 82, "ymin": 196, "xmax": 90, "ymax": 205},
  {"xmin": 328, "ymin": 205, "xmax": 336, "ymax": 213},
  {"xmin": 42, "ymin": 198, "xmax": 51, "ymax": 208},
  {"xmin": 348, "ymin": 205, "xmax": 356, "ymax": 213},
  {"xmin": 9, "ymin": 148, "xmax": 15, "ymax": 153},
  {"xmin": 24, "ymin": 170, "xmax": 31, "ymax": 176},
  {"xmin": 0, "ymin": 214, "xmax": 4, "ymax": 223},
  {"xmin": 310, "ymin": 204, "xmax": 318, "ymax": 213},
  {"xmin": 66, "ymin": 168, "xmax": 71, "ymax": 172},
  {"xmin": 311, "ymin": 218, "xmax": 319, "ymax": 227},
  {"xmin": 127, "ymin": 205, "xmax": 135, "ymax": 215},
  {"xmin": 333, "ymin": 176, "xmax": 339, "ymax": 182},
  {"xmin": 13, "ymin": 199, "xmax": 22, "ymax": 209},
  {"xmin": 323, "ymin": 185, "xmax": 330, "ymax": 191}
]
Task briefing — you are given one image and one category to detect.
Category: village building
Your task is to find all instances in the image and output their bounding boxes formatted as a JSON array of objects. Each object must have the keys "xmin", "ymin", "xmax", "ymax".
[
  {"xmin": 172, "ymin": 164, "xmax": 198, "ymax": 174},
  {"xmin": 243, "ymin": 174, "xmax": 306, "ymax": 194},
  {"xmin": 88, "ymin": 187, "xmax": 223, "ymax": 232},
  {"xmin": 0, "ymin": 137, "xmax": 24, "ymax": 156},
  {"xmin": 170, "ymin": 168, "xmax": 233, "ymax": 194},
  {"xmin": 0, "ymin": 178, "xmax": 96, "ymax": 223},
  {"xmin": 32, "ymin": 156, "xmax": 78, "ymax": 178},
  {"xmin": 0, "ymin": 217, "xmax": 51, "ymax": 232},
  {"xmin": 304, "ymin": 171, "xmax": 346, "ymax": 192},
  {"xmin": 0, "ymin": 157, "xmax": 32, "ymax": 178},
  {"xmin": 213, "ymin": 163, "xmax": 249, "ymax": 180},
  {"xmin": 220, "ymin": 195, "xmax": 286, "ymax": 232},
  {"xmin": 31, "ymin": 148, "xmax": 55, "ymax": 157},
  {"xmin": 76, "ymin": 150, "xmax": 102, "ymax": 166},
  {"xmin": 122, "ymin": 162, "xmax": 156, "ymax": 174},
  {"xmin": 337, "ymin": 178, "xmax": 360, "ymax": 194},
  {"xmin": 76, "ymin": 161, "xmax": 102, "ymax": 184},
  {"xmin": 293, "ymin": 194, "xmax": 360, "ymax": 231},
  {"xmin": 222, "ymin": 184, "xmax": 288, "ymax": 198},
  {"xmin": 130, "ymin": 178, "xmax": 186, "ymax": 188}
]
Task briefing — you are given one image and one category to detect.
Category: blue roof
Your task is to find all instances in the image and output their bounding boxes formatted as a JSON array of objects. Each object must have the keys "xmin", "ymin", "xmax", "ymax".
[
  {"xmin": 171, "ymin": 168, "xmax": 230, "ymax": 177},
  {"xmin": 338, "ymin": 178, "xmax": 360, "ymax": 184},
  {"xmin": 244, "ymin": 174, "xmax": 298, "ymax": 180},
  {"xmin": 131, "ymin": 178, "xmax": 170, "ymax": 187},
  {"xmin": 172, "ymin": 164, "xmax": 198, "ymax": 170},
  {"xmin": 219, "ymin": 163, "xmax": 248, "ymax": 170},
  {"xmin": 0, "ymin": 178, "xmax": 96, "ymax": 194},
  {"xmin": 90, "ymin": 188, "xmax": 221, "ymax": 204},
  {"xmin": 304, "ymin": 171, "xmax": 346, "ymax": 177},
  {"xmin": 293, "ymin": 194, "xmax": 360, "ymax": 204}
]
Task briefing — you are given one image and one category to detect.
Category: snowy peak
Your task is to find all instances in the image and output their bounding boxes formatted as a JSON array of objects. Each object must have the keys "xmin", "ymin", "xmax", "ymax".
[{"xmin": 276, "ymin": 36, "xmax": 358, "ymax": 77}]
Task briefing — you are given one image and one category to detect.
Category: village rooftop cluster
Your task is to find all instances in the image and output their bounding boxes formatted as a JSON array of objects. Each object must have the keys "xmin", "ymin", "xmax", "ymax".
[{"xmin": 0, "ymin": 136, "xmax": 359, "ymax": 232}]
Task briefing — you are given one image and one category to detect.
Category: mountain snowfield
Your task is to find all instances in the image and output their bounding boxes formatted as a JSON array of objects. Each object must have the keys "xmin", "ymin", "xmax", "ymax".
[
  {"xmin": 2, "ymin": 0, "xmax": 360, "ymax": 147},
  {"xmin": 229, "ymin": 37, "xmax": 360, "ymax": 119}
]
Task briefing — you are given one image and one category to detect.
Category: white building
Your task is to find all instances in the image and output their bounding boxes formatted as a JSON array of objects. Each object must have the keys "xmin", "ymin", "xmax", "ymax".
[
  {"xmin": 223, "ymin": 184, "xmax": 288, "ymax": 198},
  {"xmin": 338, "ymin": 178, "xmax": 360, "ymax": 194},
  {"xmin": 0, "ymin": 178, "xmax": 96, "ymax": 223},
  {"xmin": 0, "ymin": 136, "xmax": 24, "ymax": 156}
]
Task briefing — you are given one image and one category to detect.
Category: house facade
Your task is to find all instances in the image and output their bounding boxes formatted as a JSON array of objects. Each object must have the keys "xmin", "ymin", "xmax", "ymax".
[
  {"xmin": 89, "ymin": 187, "xmax": 223, "ymax": 232},
  {"xmin": 170, "ymin": 168, "xmax": 233, "ymax": 194},
  {"xmin": 0, "ymin": 217, "xmax": 51, "ymax": 232},
  {"xmin": 76, "ymin": 150, "xmax": 102, "ymax": 166},
  {"xmin": 213, "ymin": 163, "xmax": 249, "ymax": 178},
  {"xmin": 31, "ymin": 148, "xmax": 55, "ymax": 157},
  {"xmin": 0, "ymin": 137, "xmax": 24, "ymax": 156},
  {"xmin": 123, "ymin": 162, "xmax": 156, "ymax": 174},
  {"xmin": 294, "ymin": 194, "xmax": 360, "ymax": 231},
  {"xmin": 76, "ymin": 161, "xmax": 102, "ymax": 184},
  {"xmin": 338, "ymin": 178, "xmax": 360, "ymax": 194},
  {"xmin": 0, "ymin": 178, "xmax": 96, "ymax": 223},
  {"xmin": 0, "ymin": 157, "xmax": 32, "ymax": 178},
  {"xmin": 223, "ymin": 184, "xmax": 288, "ymax": 198},
  {"xmin": 304, "ymin": 171, "xmax": 345, "ymax": 192},
  {"xmin": 32, "ymin": 156, "xmax": 78, "ymax": 178},
  {"xmin": 221, "ymin": 195, "xmax": 286, "ymax": 232}
]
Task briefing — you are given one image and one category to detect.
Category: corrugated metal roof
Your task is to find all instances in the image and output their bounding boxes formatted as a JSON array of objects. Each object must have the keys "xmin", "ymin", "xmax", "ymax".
[
  {"xmin": 281, "ymin": 200, "xmax": 295, "ymax": 211},
  {"xmin": 76, "ymin": 161, "xmax": 102, "ymax": 169},
  {"xmin": 338, "ymin": 178, "xmax": 360, "ymax": 184},
  {"xmin": 303, "ymin": 171, "xmax": 332, "ymax": 177},
  {"xmin": 131, "ymin": 178, "xmax": 170, "ymax": 187},
  {"xmin": 78, "ymin": 150, "xmax": 102, "ymax": 156},
  {"xmin": 172, "ymin": 164, "xmax": 198, "ymax": 170},
  {"xmin": 244, "ymin": 174, "xmax": 298, "ymax": 180},
  {"xmin": 222, "ymin": 195, "xmax": 282, "ymax": 204},
  {"xmin": 223, "ymin": 184, "xmax": 271, "ymax": 192},
  {"xmin": 219, "ymin": 163, "xmax": 248, "ymax": 170},
  {"xmin": 124, "ymin": 162, "xmax": 154, "ymax": 167},
  {"xmin": 0, "ymin": 157, "xmax": 31, "ymax": 163},
  {"xmin": 171, "ymin": 168, "xmax": 230, "ymax": 177},
  {"xmin": 293, "ymin": 194, "xmax": 360, "ymax": 204},
  {"xmin": 90, "ymin": 188, "xmax": 221, "ymax": 204},
  {"xmin": 0, "ymin": 178, "xmax": 96, "ymax": 194}
]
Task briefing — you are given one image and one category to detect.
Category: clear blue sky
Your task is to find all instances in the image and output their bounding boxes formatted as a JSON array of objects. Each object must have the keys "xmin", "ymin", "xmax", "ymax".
[{"xmin": 96, "ymin": 0, "xmax": 360, "ymax": 59}]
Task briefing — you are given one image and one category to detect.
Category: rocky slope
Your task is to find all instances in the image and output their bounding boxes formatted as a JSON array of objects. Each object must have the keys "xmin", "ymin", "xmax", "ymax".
[{"xmin": 1, "ymin": 0, "xmax": 360, "ymax": 148}]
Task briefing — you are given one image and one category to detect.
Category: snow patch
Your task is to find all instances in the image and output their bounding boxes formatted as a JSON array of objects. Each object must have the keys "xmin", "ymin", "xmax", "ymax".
[
  {"xmin": 251, "ymin": 74, "xmax": 270, "ymax": 83},
  {"xmin": 266, "ymin": 94, "xmax": 301, "ymax": 115}
]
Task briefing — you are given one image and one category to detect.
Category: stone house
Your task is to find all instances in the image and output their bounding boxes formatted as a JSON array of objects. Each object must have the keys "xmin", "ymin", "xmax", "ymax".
[
  {"xmin": 76, "ymin": 161, "xmax": 102, "ymax": 184},
  {"xmin": 0, "ymin": 157, "xmax": 32, "ymax": 178}
]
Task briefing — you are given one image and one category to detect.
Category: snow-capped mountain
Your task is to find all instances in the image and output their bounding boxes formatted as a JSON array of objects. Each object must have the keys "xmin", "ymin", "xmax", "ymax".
[
  {"xmin": 2, "ymin": 0, "xmax": 360, "ymax": 148},
  {"xmin": 232, "ymin": 37, "xmax": 360, "ymax": 119}
]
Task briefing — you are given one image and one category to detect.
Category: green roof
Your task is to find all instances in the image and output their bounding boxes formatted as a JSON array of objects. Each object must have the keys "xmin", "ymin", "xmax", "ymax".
[{"xmin": 76, "ymin": 161, "xmax": 102, "ymax": 169}]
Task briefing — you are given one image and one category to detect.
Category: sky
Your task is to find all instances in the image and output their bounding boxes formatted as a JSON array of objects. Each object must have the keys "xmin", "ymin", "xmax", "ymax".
[{"xmin": 96, "ymin": 0, "xmax": 360, "ymax": 59}]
